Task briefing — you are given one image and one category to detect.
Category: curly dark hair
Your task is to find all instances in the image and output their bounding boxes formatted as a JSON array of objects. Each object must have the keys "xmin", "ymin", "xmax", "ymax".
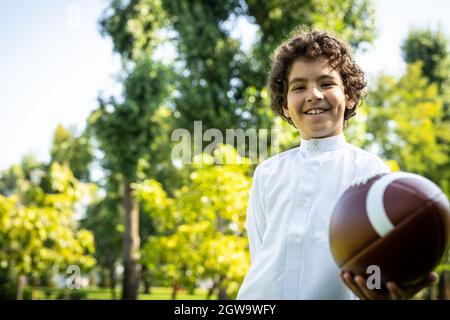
[{"xmin": 268, "ymin": 27, "xmax": 367, "ymax": 126}]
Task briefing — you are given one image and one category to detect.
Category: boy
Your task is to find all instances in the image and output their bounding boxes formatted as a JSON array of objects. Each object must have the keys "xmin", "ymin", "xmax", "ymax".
[{"xmin": 237, "ymin": 28, "xmax": 437, "ymax": 300}]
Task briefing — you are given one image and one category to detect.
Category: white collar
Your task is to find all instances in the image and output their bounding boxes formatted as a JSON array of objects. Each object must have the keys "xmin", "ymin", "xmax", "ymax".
[{"xmin": 299, "ymin": 133, "xmax": 347, "ymax": 154}]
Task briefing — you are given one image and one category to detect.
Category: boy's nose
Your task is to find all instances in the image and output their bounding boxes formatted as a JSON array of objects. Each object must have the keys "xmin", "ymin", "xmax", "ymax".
[{"xmin": 307, "ymin": 87, "xmax": 324, "ymax": 102}]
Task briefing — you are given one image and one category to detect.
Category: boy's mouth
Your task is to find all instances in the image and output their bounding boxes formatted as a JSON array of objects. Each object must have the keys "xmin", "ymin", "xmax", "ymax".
[{"xmin": 303, "ymin": 108, "xmax": 329, "ymax": 115}]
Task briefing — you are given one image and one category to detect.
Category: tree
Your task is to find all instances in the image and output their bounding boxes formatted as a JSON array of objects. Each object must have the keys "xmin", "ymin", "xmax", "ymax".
[
  {"xmin": 365, "ymin": 62, "xmax": 450, "ymax": 299},
  {"xmin": 137, "ymin": 145, "xmax": 251, "ymax": 299},
  {"xmin": 366, "ymin": 62, "xmax": 447, "ymax": 181},
  {"xmin": 400, "ymin": 27, "xmax": 450, "ymax": 300},
  {"xmin": 50, "ymin": 124, "xmax": 94, "ymax": 182},
  {"xmin": 401, "ymin": 27, "xmax": 450, "ymax": 93},
  {"xmin": 0, "ymin": 160, "xmax": 95, "ymax": 299},
  {"xmin": 81, "ymin": 175, "xmax": 123, "ymax": 299},
  {"xmin": 100, "ymin": 0, "xmax": 377, "ymax": 145},
  {"xmin": 88, "ymin": 58, "xmax": 172, "ymax": 299},
  {"xmin": 399, "ymin": 28, "xmax": 450, "ymax": 195}
]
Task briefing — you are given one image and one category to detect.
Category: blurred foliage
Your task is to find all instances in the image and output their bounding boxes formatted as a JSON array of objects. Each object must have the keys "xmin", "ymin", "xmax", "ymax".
[
  {"xmin": 81, "ymin": 174, "xmax": 123, "ymax": 297},
  {"xmin": 88, "ymin": 58, "xmax": 173, "ymax": 182},
  {"xmin": 99, "ymin": 0, "xmax": 376, "ymax": 137},
  {"xmin": 366, "ymin": 35, "xmax": 450, "ymax": 198},
  {"xmin": 87, "ymin": 52, "xmax": 174, "ymax": 298},
  {"xmin": 401, "ymin": 28, "xmax": 450, "ymax": 93},
  {"xmin": 2, "ymin": 0, "xmax": 450, "ymax": 301},
  {"xmin": 50, "ymin": 124, "xmax": 94, "ymax": 182},
  {"xmin": 0, "ymin": 159, "xmax": 95, "ymax": 298},
  {"xmin": 366, "ymin": 62, "xmax": 447, "ymax": 178},
  {"xmin": 400, "ymin": 27, "xmax": 450, "ymax": 298},
  {"xmin": 137, "ymin": 145, "xmax": 251, "ymax": 299}
]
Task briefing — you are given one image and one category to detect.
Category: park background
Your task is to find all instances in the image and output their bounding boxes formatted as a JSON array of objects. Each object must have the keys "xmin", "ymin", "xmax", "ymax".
[{"xmin": 0, "ymin": 0, "xmax": 450, "ymax": 300}]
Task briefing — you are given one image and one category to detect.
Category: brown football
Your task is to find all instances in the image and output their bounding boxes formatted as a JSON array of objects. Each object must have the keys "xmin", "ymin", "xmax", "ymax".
[{"xmin": 329, "ymin": 172, "xmax": 450, "ymax": 289}]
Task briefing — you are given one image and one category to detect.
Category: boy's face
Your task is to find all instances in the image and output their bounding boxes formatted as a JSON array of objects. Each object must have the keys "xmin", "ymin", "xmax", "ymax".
[{"xmin": 283, "ymin": 57, "xmax": 354, "ymax": 140}]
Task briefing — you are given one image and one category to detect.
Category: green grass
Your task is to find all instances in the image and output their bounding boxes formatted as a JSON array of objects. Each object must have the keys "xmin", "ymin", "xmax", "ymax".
[{"xmin": 27, "ymin": 286, "xmax": 216, "ymax": 300}]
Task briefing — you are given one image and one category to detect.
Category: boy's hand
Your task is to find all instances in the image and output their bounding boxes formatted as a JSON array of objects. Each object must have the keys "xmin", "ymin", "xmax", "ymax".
[{"xmin": 340, "ymin": 271, "xmax": 438, "ymax": 300}]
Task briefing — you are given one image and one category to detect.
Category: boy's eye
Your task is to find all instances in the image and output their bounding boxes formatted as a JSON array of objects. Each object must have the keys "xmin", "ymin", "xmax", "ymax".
[
  {"xmin": 322, "ymin": 83, "xmax": 334, "ymax": 87},
  {"xmin": 292, "ymin": 86, "xmax": 305, "ymax": 91}
]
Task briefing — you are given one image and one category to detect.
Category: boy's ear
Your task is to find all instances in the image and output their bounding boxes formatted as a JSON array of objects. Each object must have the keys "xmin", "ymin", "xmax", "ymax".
[
  {"xmin": 282, "ymin": 104, "xmax": 291, "ymax": 119},
  {"xmin": 346, "ymin": 96, "xmax": 355, "ymax": 109}
]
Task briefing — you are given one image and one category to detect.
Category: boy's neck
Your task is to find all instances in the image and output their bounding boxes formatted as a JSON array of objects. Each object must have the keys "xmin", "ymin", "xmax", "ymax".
[{"xmin": 299, "ymin": 133, "xmax": 346, "ymax": 153}]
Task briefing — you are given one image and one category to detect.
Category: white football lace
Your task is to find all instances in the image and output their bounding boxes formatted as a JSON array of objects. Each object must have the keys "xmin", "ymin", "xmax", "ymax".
[{"xmin": 348, "ymin": 173, "xmax": 380, "ymax": 188}]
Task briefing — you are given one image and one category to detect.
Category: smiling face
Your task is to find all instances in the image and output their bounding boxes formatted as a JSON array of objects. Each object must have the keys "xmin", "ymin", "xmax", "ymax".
[{"xmin": 283, "ymin": 57, "xmax": 354, "ymax": 140}]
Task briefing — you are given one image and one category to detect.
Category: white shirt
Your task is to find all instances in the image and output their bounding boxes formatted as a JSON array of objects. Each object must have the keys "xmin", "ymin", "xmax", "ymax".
[{"xmin": 237, "ymin": 133, "xmax": 391, "ymax": 300}]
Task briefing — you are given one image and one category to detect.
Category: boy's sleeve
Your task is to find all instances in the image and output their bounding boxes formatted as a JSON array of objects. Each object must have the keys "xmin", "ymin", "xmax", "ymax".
[
  {"xmin": 244, "ymin": 166, "xmax": 267, "ymax": 263},
  {"xmin": 369, "ymin": 155, "xmax": 391, "ymax": 175}
]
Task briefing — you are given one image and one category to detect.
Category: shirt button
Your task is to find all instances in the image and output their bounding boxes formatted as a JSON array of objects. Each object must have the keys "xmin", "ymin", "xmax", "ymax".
[{"xmin": 313, "ymin": 140, "xmax": 319, "ymax": 150}]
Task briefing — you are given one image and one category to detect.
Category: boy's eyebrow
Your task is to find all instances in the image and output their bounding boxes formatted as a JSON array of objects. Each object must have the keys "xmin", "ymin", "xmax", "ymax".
[{"xmin": 288, "ymin": 75, "xmax": 338, "ymax": 86}]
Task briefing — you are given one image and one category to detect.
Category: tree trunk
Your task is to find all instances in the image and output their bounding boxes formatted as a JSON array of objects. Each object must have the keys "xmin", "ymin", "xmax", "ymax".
[
  {"xmin": 172, "ymin": 281, "xmax": 180, "ymax": 300},
  {"xmin": 218, "ymin": 287, "xmax": 228, "ymax": 300},
  {"xmin": 216, "ymin": 276, "xmax": 228, "ymax": 300},
  {"xmin": 143, "ymin": 277, "xmax": 151, "ymax": 295},
  {"xmin": 438, "ymin": 270, "xmax": 450, "ymax": 300},
  {"xmin": 109, "ymin": 264, "xmax": 117, "ymax": 300},
  {"xmin": 88, "ymin": 270, "xmax": 96, "ymax": 287},
  {"xmin": 215, "ymin": 212, "xmax": 229, "ymax": 300},
  {"xmin": 16, "ymin": 274, "xmax": 26, "ymax": 300},
  {"xmin": 99, "ymin": 268, "xmax": 107, "ymax": 288},
  {"xmin": 206, "ymin": 280, "xmax": 218, "ymax": 300},
  {"xmin": 30, "ymin": 276, "xmax": 37, "ymax": 300},
  {"xmin": 141, "ymin": 265, "xmax": 151, "ymax": 294},
  {"xmin": 121, "ymin": 182, "xmax": 140, "ymax": 300}
]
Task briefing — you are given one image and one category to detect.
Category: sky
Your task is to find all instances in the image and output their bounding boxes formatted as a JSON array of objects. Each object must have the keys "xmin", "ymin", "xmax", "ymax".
[
  {"xmin": 0, "ymin": 0, "xmax": 121, "ymax": 171},
  {"xmin": 0, "ymin": 0, "xmax": 450, "ymax": 171}
]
